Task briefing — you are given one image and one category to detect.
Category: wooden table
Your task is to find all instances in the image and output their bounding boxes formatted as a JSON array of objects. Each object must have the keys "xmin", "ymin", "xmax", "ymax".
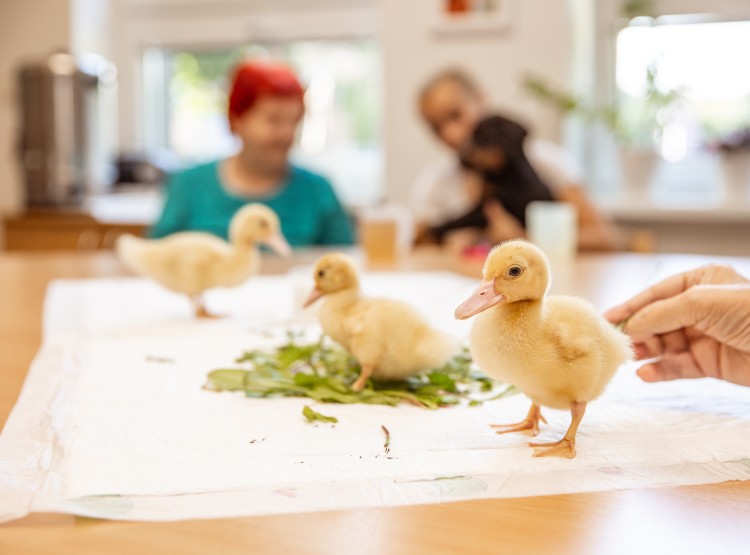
[{"xmin": 2, "ymin": 249, "xmax": 750, "ymax": 555}]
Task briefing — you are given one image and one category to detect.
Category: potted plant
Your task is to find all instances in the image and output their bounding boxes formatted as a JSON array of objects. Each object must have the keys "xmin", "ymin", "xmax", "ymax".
[
  {"xmin": 523, "ymin": 62, "xmax": 682, "ymax": 200},
  {"xmin": 611, "ymin": 63, "xmax": 683, "ymax": 199}
]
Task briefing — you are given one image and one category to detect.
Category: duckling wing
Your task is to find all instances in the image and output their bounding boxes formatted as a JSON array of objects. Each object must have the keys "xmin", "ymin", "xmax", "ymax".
[
  {"xmin": 342, "ymin": 312, "xmax": 367, "ymax": 336},
  {"xmin": 544, "ymin": 295, "xmax": 632, "ymax": 364},
  {"xmin": 163, "ymin": 245, "xmax": 223, "ymax": 294},
  {"xmin": 541, "ymin": 295, "xmax": 632, "ymax": 404},
  {"xmin": 339, "ymin": 298, "xmax": 408, "ymax": 340},
  {"xmin": 343, "ymin": 299, "xmax": 459, "ymax": 378},
  {"xmin": 338, "ymin": 310, "xmax": 379, "ymax": 365},
  {"xmin": 543, "ymin": 297, "xmax": 601, "ymax": 363}
]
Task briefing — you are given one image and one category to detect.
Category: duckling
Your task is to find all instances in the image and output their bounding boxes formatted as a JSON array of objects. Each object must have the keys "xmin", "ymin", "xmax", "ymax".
[
  {"xmin": 117, "ymin": 204, "xmax": 290, "ymax": 318},
  {"xmin": 303, "ymin": 253, "xmax": 461, "ymax": 391},
  {"xmin": 455, "ymin": 240, "xmax": 631, "ymax": 458}
]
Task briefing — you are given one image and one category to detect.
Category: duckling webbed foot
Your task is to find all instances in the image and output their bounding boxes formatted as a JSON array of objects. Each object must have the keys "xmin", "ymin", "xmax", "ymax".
[
  {"xmin": 529, "ymin": 401, "xmax": 586, "ymax": 459},
  {"xmin": 530, "ymin": 438, "xmax": 576, "ymax": 459},
  {"xmin": 196, "ymin": 306, "xmax": 220, "ymax": 319},
  {"xmin": 191, "ymin": 295, "xmax": 221, "ymax": 319},
  {"xmin": 491, "ymin": 403, "xmax": 546, "ymax": 437},
  {"xmin": 351, "ymin": 364, "xmax": 374, "ymax": 392}
]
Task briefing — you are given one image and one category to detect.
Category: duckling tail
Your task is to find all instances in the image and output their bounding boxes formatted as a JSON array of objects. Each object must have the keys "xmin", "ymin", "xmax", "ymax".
[
  {"xmin": 414, "ymin": 328, "xmax": 463, "ymax": 370},
  {"xmin": 115, "ymin": 234, "xmax": 149, "ymax": 275}
]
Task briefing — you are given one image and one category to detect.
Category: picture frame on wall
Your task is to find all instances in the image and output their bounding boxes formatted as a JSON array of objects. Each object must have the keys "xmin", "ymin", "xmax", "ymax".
[{"xmin": 433, "ymin": 0, "xmax": 513, "ymax": 34}]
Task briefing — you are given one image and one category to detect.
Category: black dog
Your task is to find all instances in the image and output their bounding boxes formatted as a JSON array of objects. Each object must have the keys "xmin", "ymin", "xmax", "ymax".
[{"xmin": 428, "ymin": 115, "xmax": 555, "ymax": 243}]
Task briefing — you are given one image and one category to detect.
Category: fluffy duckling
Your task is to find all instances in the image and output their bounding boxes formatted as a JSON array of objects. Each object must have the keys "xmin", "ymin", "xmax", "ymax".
[
  {"xmin": 455, "ymin": 240, "xmax": 631, "ymax": 458},
  {"xmin": 117, "ymin": 204, "xmax": 290, "ymax": 318},
  {"xmin": 304, "ymin": 253, "xmax": 461, "ymax": 391}
]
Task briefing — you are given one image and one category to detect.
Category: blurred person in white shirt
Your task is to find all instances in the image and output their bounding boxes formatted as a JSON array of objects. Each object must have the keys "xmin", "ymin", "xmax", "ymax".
[{"xmin": 412, "ymin": 69, "xmax": 618, "ymax": 252}]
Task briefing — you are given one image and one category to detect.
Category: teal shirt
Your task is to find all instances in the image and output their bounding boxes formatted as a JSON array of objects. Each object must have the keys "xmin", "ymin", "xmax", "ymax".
[{"xmin": 150, "ymin": 161, "xmax": 354, "ymax": 246}]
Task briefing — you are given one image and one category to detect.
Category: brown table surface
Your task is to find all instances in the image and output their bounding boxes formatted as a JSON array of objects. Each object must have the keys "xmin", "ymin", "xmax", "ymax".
[{"xmin": 2, "ymin": 248, "xmax": 750, "ymax": 555}]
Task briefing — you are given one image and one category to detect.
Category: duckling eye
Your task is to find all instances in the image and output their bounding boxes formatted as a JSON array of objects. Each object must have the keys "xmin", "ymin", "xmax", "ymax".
[
  {"xmin": 318, "ymin": 270, "xmax": 325, "ymax": 278},
  {"xmin": 507, "ymin": 265, "xmax": 523, "ymax": 278},
  {"xmin": 259, "ymin": 220, "xmax": 268, "ymax": 229}
]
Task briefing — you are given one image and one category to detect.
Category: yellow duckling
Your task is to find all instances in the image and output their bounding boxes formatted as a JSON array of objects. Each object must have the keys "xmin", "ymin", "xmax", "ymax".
[
  {"xmin": 455, "ymin": 240, "xmax": 632, "ymax": 458},
  {"xmin": 117, "ymin": 204, "xmax": 290, "ymax": 318},
  {"xmin": 303, "ymin": 253, "xmax": 461, "ymax": 391}
]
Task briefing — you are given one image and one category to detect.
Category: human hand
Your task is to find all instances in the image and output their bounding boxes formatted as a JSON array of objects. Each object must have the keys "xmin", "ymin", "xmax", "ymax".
[
  {"xmin": 483, "ymin": 199, "xmax": 524, "ymax": 243},
  {"xmin": 604, "ymin": 264, "xmax": 750, "ymax": 387},
  {"xmin": 443, "ymin": 228, "xmax": 483, "ymax": 256},
  {"xmin": 464, "ymin": 171, "xmax": 485, "ymax": 205}
]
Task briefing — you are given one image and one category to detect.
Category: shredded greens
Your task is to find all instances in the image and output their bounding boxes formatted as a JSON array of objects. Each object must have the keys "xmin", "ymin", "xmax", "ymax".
[
  {"xmin": 615, "ymin": 317, "xmax": 630, "ymax": 332},
  {"xmin": 145, "ymin": 356, "xmax": 174, "ymax": 364},
  {"xmin": 205, "ymin": 332, "xmax": 515, "ymax": 410},
  {"xmin": 302, "ymin": 405, "xmax": 338, "ymax": 424}
]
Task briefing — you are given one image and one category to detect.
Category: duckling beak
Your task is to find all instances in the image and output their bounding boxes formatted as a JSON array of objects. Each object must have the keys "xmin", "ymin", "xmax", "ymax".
[
  {"xmin": 454, "ymin": 279, "xmax": 506, "ymax": 320},
  {"xmin": 303, "ymin": 287, "xmax": 324, "ymax": 308},
  {"xmin": 263, "ymin": 233, "xmax": 292, "ymax": 257}
]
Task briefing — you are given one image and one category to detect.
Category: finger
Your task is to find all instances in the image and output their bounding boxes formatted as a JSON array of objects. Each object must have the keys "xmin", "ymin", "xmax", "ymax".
[
  {"xmin": 626, "ymin": 292, "xmax": 699, "ymax": 342},
  {"xmin": 627, "ymin": 285, "xmax": 750, "ymax": 346},
  {"xmin": 660, "ymin": 329, "xmax": 688, "ymax": 354},
  {"xmin": 636, "ymin": 335, "xmax": 665, "ymax": 360},
  {"xmin": 605, "ymin": 271, "xmax": 694, "ymax": 323},
  {"xmin": 605, "ymin": 264, "xmax": 749, "ymax": 324},
  {"xmin": 603, "ymin": 305, "xmax": 630, "ymax": 324},
  {"xmin": 636, "ymin": 363, "xmax": 669, "ymax": 382},
  {"xmin": 636, "ymin": 352, "xmax": 705, "ymax": 382},
  {"xmin": 632, "ymin": 342, "xmax": 650, "ymax": 360},
  {"xmin": 483, "ymin": 200, "xmax": 503, "ymax": 218},
  {"xmin": 605, "ymin": 265, "xmax": 734, "ymax": 323},
  {"xmin": 633, "ymin": 331, "xmax": 687, "ymax": 360}
]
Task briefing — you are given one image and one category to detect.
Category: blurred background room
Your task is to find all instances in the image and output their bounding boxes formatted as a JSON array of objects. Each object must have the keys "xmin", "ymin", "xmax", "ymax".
[{"xmin": 1, "ymin": 0, "xmax": 749, "ymax": 256}]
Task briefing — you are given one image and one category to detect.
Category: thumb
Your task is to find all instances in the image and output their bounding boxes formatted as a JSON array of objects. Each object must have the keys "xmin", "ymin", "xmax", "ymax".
[
  {"xmin": 625, "ymin": 292, "xmax": 698, "ymax": 342},
  {"xmin": 483, "ymin": 199, "xmax": 505, "ymax": 217},
  {"xmin": 626, "ymin": 284, "xmax": 750, "ymax": 346}
]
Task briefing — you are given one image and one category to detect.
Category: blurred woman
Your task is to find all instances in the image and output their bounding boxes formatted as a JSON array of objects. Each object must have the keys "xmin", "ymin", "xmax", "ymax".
[
  {"xmin": 151, "ymin": 61, "xmax": 354, "ymax": 247},
  {"xmin": 413, "ymin": 69, "xmax": 618, "ymax": 251}
]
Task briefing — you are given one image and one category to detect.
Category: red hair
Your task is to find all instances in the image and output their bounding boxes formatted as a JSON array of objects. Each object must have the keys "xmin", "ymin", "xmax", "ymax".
[{"xmin": 228, "ymin": 61, "xmax": 305, "ymax": 119}]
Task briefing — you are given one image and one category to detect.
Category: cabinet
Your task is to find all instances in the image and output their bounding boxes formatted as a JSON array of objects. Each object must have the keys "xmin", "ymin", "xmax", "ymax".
[{"xmin": 2, "ymin": 210, "xmax": 147, "ymax": 251}]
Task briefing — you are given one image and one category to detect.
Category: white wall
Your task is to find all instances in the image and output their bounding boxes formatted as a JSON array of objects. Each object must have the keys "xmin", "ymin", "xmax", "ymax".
[
  {"xmin": 70, "ymin": 0, "xmax": 120, "ymax": 193},
  {"xmin": 111, "ymin": 0, "xmax": 377, "ymax": 154},
  {"xmin": 380, "ymin": 0, "xmax": 572, "ymax": 204},
  {"xmin": 0, "ymin": 0, "xmax": 72, "ymax": 218},
  {"xmin": 71, "ymin": 0, "xmax": 116, "ymax": 59},
  {"xmin": 0, "ymin": 0, "xmax": 574, "ymax": 219}
]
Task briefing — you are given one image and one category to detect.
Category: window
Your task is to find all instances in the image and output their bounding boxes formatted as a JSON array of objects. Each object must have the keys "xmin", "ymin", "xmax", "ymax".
[
  {"xmin": 142, "ymin": 39, "xmax": 382, "ymax": 207},
  {"xmin": 616, "ymin": 19, "xmax": 750, "ymax": 163},
  {"xmin": 585, "ymin": 1, "xmax": 750, "ymax": 202}
]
